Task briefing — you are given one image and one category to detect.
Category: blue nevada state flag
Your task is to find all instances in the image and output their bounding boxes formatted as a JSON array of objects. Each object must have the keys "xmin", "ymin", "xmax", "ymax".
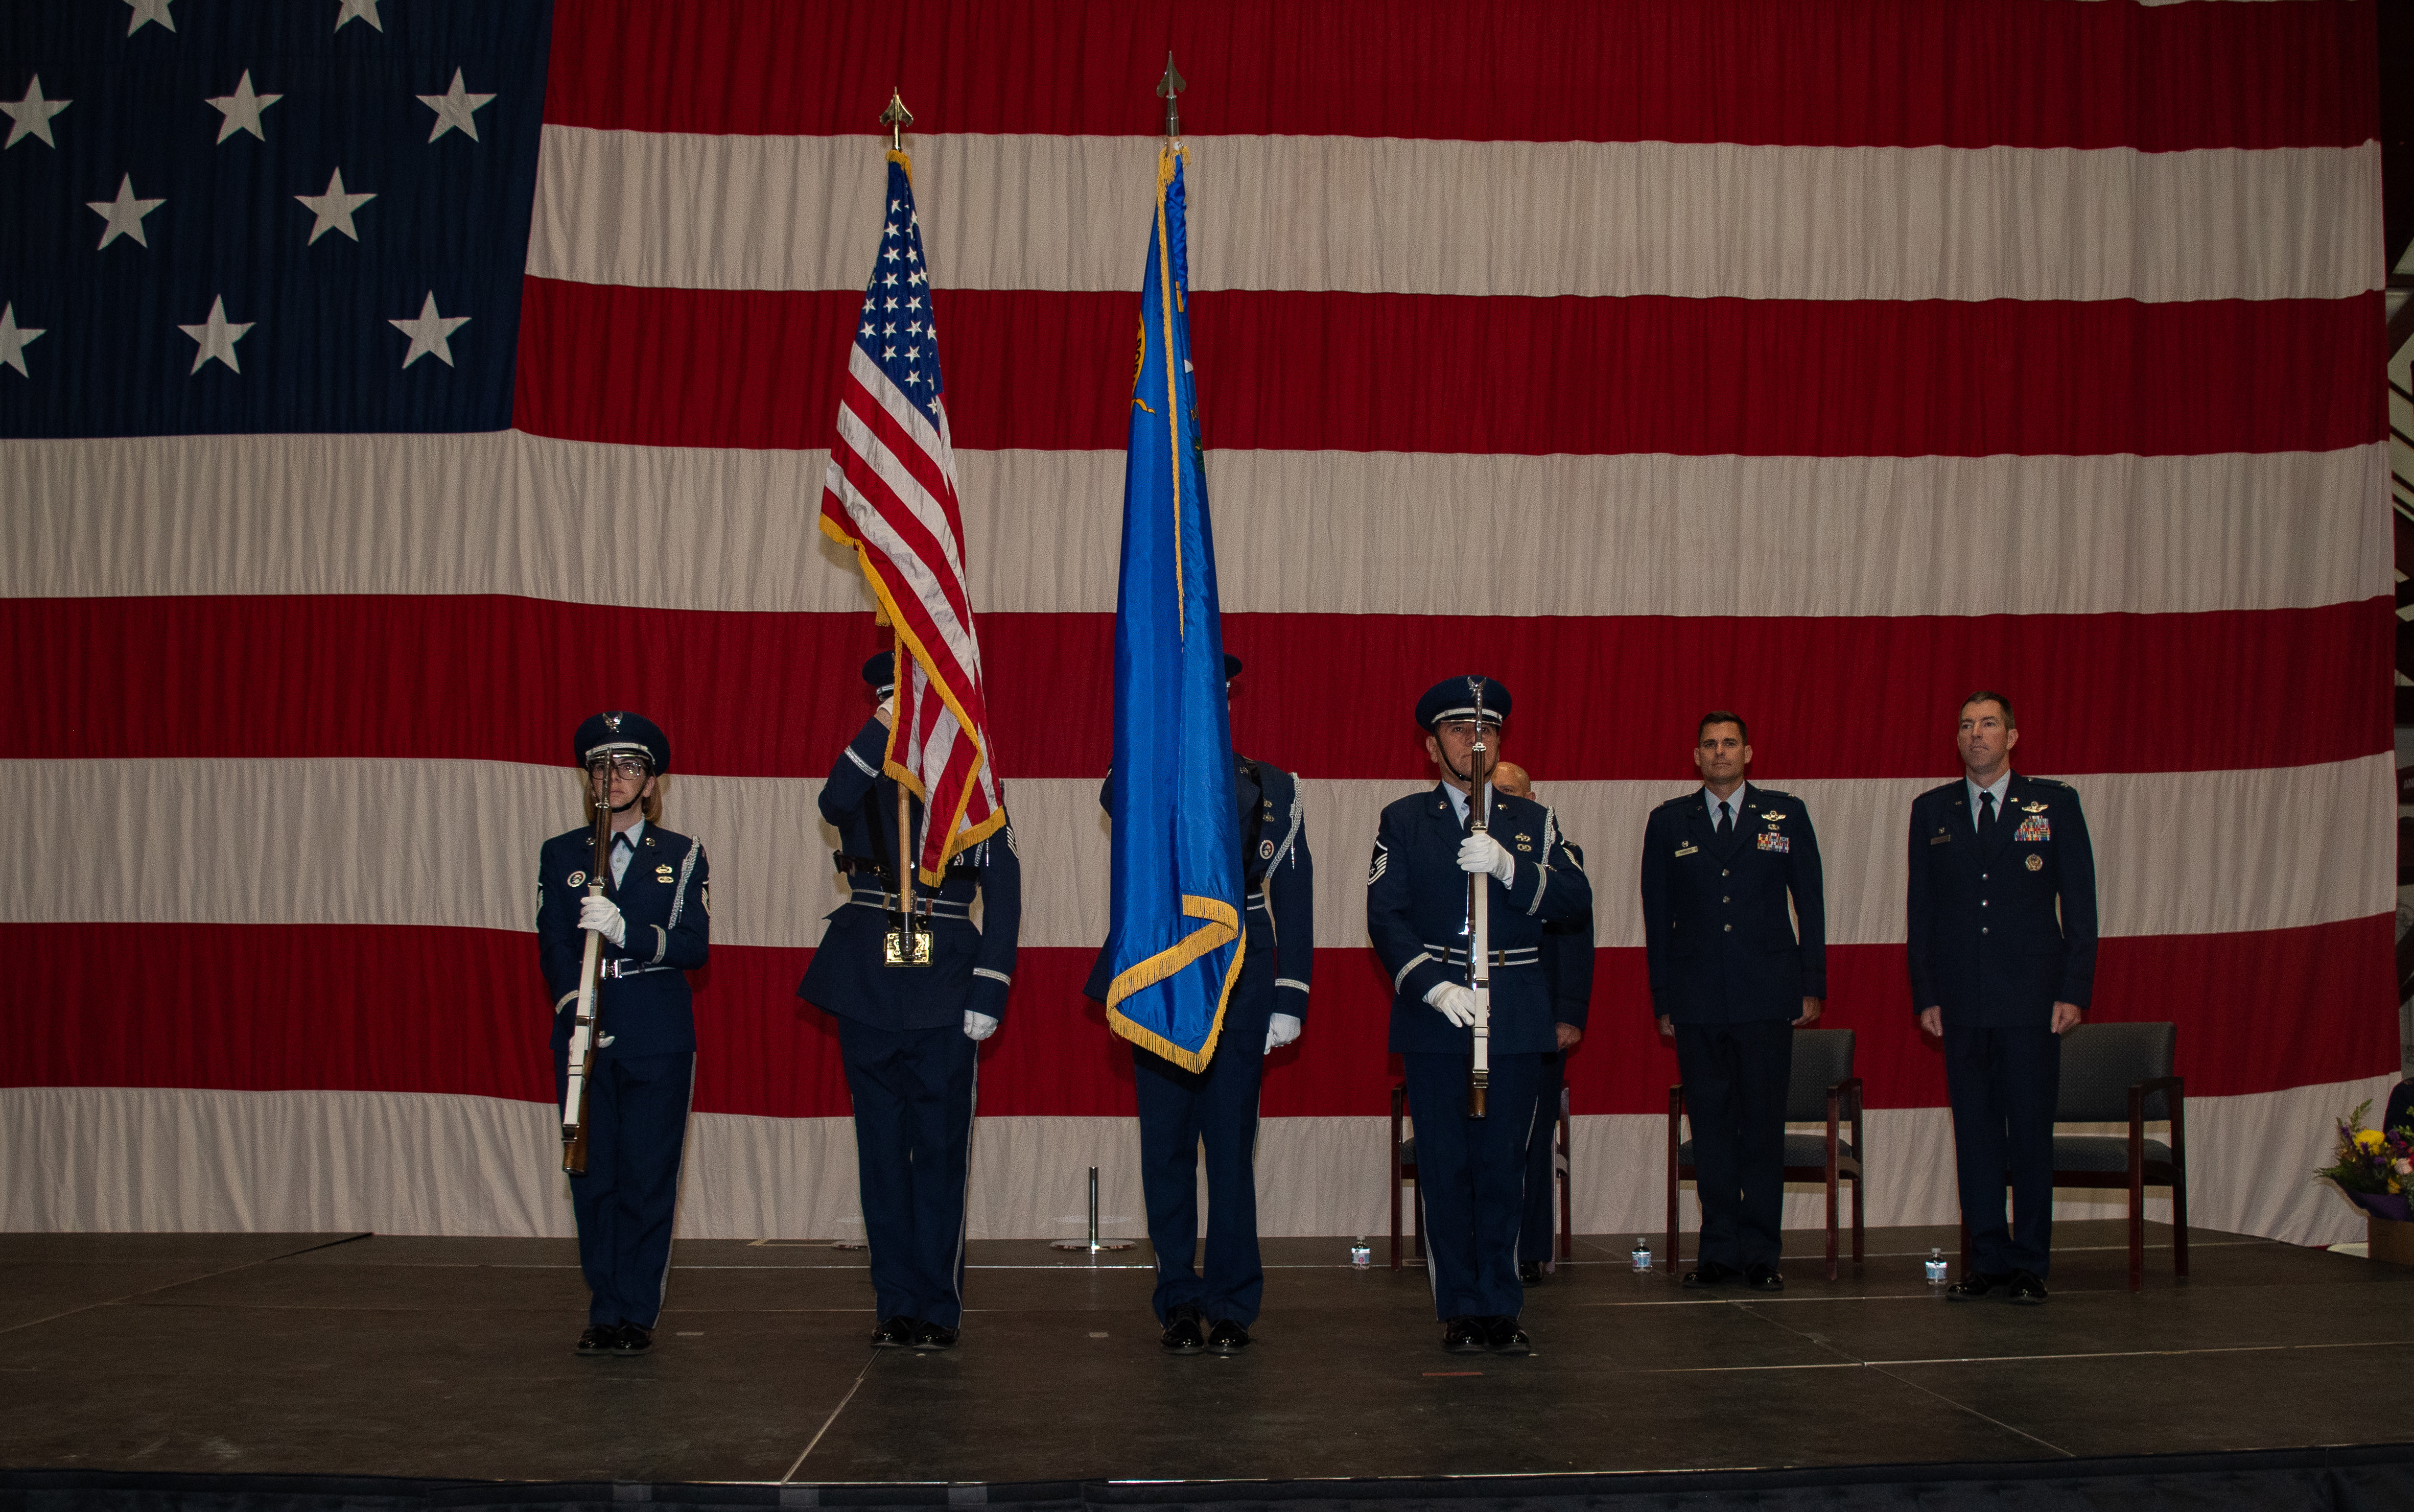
[{"xmin": 1099, "ymin": 143, "xmax": 1242, "ymax": 1072}]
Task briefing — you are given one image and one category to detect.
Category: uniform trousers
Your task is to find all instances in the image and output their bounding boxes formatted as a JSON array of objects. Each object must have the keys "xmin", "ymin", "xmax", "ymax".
[
  {"xmin": 1673, "ymin": 1019, "xmax": 1793, "ymax": 1271},
  {"xmin": 1404, "ymin": 1049, "xmax": 1542, "ymax": 1321},
  {"xmin": 1518, "ymin": 1051, "xmax": 1565, "ymax": 1269},
  {"xmin": 1943, "ymin": 1023, "xmax": 2063, "ymax": 1278},
  {"xmin": 1133, "ymin": 949, "xmax": 1275, "ymax": 1326},
  {"xmin": 559, "ymin": 1050, "xmax": 695, "ymax": 1330},
  {"xmin": 837, "ymin": 1017, "xmax": 979, "ymax": 1327}
]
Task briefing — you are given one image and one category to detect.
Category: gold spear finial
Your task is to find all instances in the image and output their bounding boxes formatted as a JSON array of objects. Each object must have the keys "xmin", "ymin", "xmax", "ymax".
[
  {"xmin": 1155, "ymin": 53, "xmax": 1185, "ymax": 138},
  {"xmin": 879, "ymin": 87, "xmax": 913, "ymax": 152}
]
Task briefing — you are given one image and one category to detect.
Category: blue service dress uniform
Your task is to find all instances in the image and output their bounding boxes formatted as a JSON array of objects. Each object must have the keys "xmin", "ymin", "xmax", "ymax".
[
  {"xmin": 798, "ymin": 715, "xmax": 1021, "ymax": 1330},
  {"xmin": 1520, "ymin": 841, "xmax": 1593, "ymax": 1271},
  {"xmin": 1907, "ymin": 773, "xmax": 2097, "ymax": 1280},
  {"xmin": 1368, "ymin": 784, "xmax": 1592, "ymax": 1321},
  {"xmin": 1083, "ymin": 757, "xmax": 1314, "ymax": 1328},
  {"xmin": 537, "ymin": 820, "xmax": 711, "ymax": 1332},
  {"xmin": 1640, "ymin": 785, "xmax": 1826, "ymax": 1274}
]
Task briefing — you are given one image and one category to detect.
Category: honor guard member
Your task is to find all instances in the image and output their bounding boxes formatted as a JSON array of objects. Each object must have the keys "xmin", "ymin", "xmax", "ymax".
[
  {"xmin": 799, "ymin": 652, "xmax": 1022, "ymax": 1351},
  {"xmin": 1493, "ymin": 763, "xmax": 1592, "ymax": 1285},
  {"xmin": 1909, "ymin": 691, "xmax": 2096, "ymax": 1305},
  {"xmin": 1083, "ymin": 653, "xmax": 1313, "ymax": 1356},
  {"xmin": 538, "ymin": 712, "xmax": 711, "ymax": 1356},
  {"xmin": 1368, "ymin": 677, "xmax": 1592, "ymax": 1354},
  {"xmin": 1640, "ymin": 712, "xmax": 1826, "ymax": 1292}
]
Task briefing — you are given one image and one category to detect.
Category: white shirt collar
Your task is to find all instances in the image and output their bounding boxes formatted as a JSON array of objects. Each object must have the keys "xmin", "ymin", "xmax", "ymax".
[
  {"xmin": 1965, "ymin": 772, "xmax": 2012, "ymax": 829},
  {"xmin": 1702, "ymin": 784, "xmax": 1747, "ymax": 825},
  {"xmin": 1441, "ymin": 782, "xmax": 1495, "ymax": 824}
]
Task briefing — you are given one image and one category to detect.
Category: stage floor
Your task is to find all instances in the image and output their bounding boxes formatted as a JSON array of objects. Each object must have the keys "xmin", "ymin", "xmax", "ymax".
[{"xmin": 2, "ymin": 1224, "xmax": 2410, "ymax": 1486}]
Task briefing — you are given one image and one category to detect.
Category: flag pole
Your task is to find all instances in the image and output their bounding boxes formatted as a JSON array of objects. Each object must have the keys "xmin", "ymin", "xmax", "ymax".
[{"xmin": 877, "ymin": 88, "xmax": 928, "ymax": 970}]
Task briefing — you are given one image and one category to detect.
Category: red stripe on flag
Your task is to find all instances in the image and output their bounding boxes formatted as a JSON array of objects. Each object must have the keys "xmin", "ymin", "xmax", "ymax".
[
  {"xmin": 7, "ymin": 597, "xmax": 2388, "ymax": 781},
  {"xmin": 13, "ymin": 921, "xmax": 2392, "ymax": 1115},
  {"xmin": 541, "ymin": 0, "xmax": 2376, "ymax": 150},
  {"xmin": 515, "ymin": 281, "xmax": 2385, "ymax": 458}
]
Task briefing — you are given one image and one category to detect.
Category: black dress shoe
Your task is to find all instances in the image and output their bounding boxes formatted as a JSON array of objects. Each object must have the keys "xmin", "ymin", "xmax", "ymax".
[
  {"xmin": 1518, "ymin": 1261, "xmax": 1544, "ymax": 1285},
  {"xmin": 1486, "ymin": 1316, "xmax": 1532, "ymax": 1355},
  {"xmin": 2004, "ymin": 1269, "xmax": 2049, "ymax": 1305},
  {"xmin": 1441, "ymin": 1316, "xmax": 1488, "ymax": 1353},
  {"xmin": 871, "ymin": 1315, "xmax": 918, "ymax": 1348},
  {"xmin": 575, "ymin": 1325, "xmax": 616, "ymax": 1355},
  {"xmin": 1744, "ymin": 1263, "xmax": 1784, "ymax": 1292},
  {"xmin": 1946, "ymin": 1272, "xmax": 2004, "ymax": 1301},
  {"xmin": 1160, "ymin": 1305, "xmax": 1206, "ymax": 1354},
  {"xmin": 1682, "ymin": 1261, "xmax": 1740, "ymax": 1289},
  {"xmin": 607, "ymin": 1323, "xmax": 652, "ymax": 1355},
  {"xmin": 910, "ymin": 1319, "xmax": 959, "ymax": 1350},
  {"xmin": 1206, "ymin": 1318, "xmax": 1252, "ymax": 1354}
]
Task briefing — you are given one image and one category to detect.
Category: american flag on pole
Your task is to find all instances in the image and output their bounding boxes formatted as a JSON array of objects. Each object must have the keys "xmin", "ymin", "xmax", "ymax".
[{"xmin": 818, "ymin": 147, "xmax": 1003, "ymax": 884}]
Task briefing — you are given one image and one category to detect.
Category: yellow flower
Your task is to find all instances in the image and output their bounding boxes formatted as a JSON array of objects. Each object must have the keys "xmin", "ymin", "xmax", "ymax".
[{"xmin": 2354, "ymin": 1129, "xmax": 2386, "ymax": 1152}]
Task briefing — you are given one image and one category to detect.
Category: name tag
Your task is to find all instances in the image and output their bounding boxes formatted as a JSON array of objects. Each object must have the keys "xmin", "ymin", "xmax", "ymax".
[
  {"xmin": 1929, "ymin": 833, "xmax": 1952, "ymax": 845},
  {"xmin": 1673, "ymin": 844, "xmax": 1698, "ymax": 858},
  {"xmin": 1756, "ymin": 832, "xmax": 1790, "ymax": 854},
  {"xmin": 2014, "ymin": 816, "xmax": 2051, "ymax": 844}
]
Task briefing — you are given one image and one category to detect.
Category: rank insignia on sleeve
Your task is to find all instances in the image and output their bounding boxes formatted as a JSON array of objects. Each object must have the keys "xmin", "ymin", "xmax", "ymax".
[
  {"xmin": 2026, "ymin": 854, "xmax": 2044, "ymax": 871},
  {"xmin": 702, "ymin": 882, "xmax": 712, "ymax": 912},
  {"xmin": 2013, "ymin": 815, "xmax": 2050, "ymax": 844},
  {"xmin": 567, "ymin": 871, "xmax": 585, "ymax": 888},
  {"xmin": 1756, "ymin": 832, "xmax": 1790, "ymax": 853}
]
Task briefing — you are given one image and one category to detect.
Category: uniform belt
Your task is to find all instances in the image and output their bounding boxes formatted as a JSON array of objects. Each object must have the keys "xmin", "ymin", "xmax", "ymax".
[
  {"xmin": 597, "ymin": 960, "xmax": 674, "ymax": 979},
  {"xmin": 1424, "ymin": 942, "xmax": 1540, "ymax": 968},
  {"xmin": 847, "ymin": 888, "xmax": 975, "ymax": 921},
  {"xmin": 833, "ymin": 852, "xmax": 978, "ymax": 880}
]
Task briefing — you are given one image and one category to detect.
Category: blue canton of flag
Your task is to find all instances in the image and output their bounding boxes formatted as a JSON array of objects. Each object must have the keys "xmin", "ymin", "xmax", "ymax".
[
  {"xmin": 853, "ymin": 156, "xmax": 944, "ymax": 422},
  {"xmin": 0, "ymin": 0, "xmax": 551, "ymax": 437},
  {"xmin": 1099, "ymin": 144, "xmax": 1243, "ymax": 1073}
]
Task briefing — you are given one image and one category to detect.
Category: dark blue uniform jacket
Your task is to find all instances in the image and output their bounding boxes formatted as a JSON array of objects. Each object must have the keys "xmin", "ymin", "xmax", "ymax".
[
  {"xmin": 798, "ymin": 716, "xmax": 1022, "ymax": 1030},
  {"xmin": 1639, "ymin": 785, "xmax": 1826, "ymax": 1023},
  {"xmin": 538, "ymin": 822, "xmax": 711, "ymax": 1059},
  {"xmin": 1544, "ymin": 841, "xmax": 1595, "ymax": 1029},
  {"xmin": 1083, "ymin": 757, "xmax": 1315, "ymax": 1019},
  {"xmin": 1367, "ymin": 785, "xmax": 1592, "ymax": 1055},
  {"xmin": 1906, "ymin": 773, "xmax": 2097, "ymax": 1027}
]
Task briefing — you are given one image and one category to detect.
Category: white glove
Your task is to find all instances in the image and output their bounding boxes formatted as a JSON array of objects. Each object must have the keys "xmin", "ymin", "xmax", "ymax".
[
  {"xmin": 1425, "ymin": 981, "xmax": 1479, "ymax": 1028},
  {"xmin": 1458, "ymin": 832, "xmax": 1516, "ymax": 884},
  {"xmin": 963, "ymin": 1010, "xmax": 1000, "ymax": 1042},
  {"xmin": 875, "ymin": 696, "xmax": 895, "ymax": 726},
  {"xmin": 579, "ymin": 895, "xmax": 627, "ymax": 948},
  {"xmin": 1264, "ymin": 1013, "xmax": 1303, "ymax": 1052}
]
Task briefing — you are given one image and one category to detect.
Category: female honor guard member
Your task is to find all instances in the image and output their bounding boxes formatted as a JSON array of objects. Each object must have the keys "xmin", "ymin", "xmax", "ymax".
[
  {"xmin": 1082, "ymin": 654, "xmax": 1314, "ymax": 1356},
  {"xmin": 800, "ymin": 653, "xmax": 1022, "ymax": 1351},
  {"xmin": 537, "ymin": 712, "xmax": 710, "ymax": 1357},
  {"xmin": 1368, "ymin": 677, "xmax": 1591, "ymax": 1355}
]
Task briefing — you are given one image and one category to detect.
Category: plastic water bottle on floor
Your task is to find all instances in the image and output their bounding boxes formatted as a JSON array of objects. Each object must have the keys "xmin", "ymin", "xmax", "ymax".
[
  {"xmin": 1349, "ymin": 1237, "xmax": 1371, "ymax": 1269},
  {"xmin": 1926, "ymin": 1246, "xmax": 1949, "ymax": 1284},
  {"xmin": 1631, "ymin": 1237, "xmax": 1652, "ymax": 1272}
]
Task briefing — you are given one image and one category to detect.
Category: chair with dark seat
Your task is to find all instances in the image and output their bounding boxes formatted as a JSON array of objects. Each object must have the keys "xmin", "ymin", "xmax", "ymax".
[
  {"xmin": 1391, "ymin": 1079, "xmax": 1571, "ymax": 1269},
  {"xmin": 1666, "ymin": 1027, "xmax": 1863, "ymax": 1281},
  {"xmin": 1958, "ymin": 1020, "xmax": 2186, "ymax": 1292}
]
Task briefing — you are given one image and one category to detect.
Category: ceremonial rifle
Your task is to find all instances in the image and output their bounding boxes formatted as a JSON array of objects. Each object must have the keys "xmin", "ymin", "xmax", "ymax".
[
  {"xmin": 1466, "ymin": 677, "xmax": 1493, "ymax": 1119},
  {"xmin": 560, "ymin": 759, "xmax": 614, "ymax": 1174}
]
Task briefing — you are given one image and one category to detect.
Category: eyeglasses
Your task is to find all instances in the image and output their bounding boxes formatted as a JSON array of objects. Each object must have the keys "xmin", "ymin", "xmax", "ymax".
[{"xmin": 590, "ymin": 755, "xmax": 652, "ymax": 779}]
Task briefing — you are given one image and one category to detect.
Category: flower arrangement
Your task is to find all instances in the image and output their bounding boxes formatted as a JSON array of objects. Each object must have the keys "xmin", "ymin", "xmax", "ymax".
[{"xmin": 2315, "ymin": 1099, "xmax": 2414, "ymax": 1223}]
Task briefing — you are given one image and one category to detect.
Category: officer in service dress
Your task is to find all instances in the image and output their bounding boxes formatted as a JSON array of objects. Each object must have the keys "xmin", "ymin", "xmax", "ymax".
[
  {"xmin": 1908, "ymin": 690, "xmax": 2097, "ymax": 1305},
  {"xmin": 538, "ymin": 711, "xmax": 711, "ymax": 1356},
  {"xmin": 1084, "ymin": 654, "xmax": 1313, "ymax": 1356},
  {"xmin": 1368, "ymin": 677, "xmax": 1592, "ymax": 1354},
  {"xmin": 1639, "ymin": 712, "xmax": 1825, "ymax": 1292},
  {"xmin": 1493, "ymin": 763, "xmax": 1592, "ymax": 1284},
  {"xmin": 799, "ymin": 653, "xmax": 1023, "ymax": 1350}
]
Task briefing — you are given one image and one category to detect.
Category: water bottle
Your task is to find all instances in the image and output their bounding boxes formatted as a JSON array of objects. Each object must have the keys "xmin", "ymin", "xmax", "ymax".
[
  {"xmin": 1631, "ymin": 1236, "xmax": 1653, "ymax": 1272},
  {"xmin": 1925, "ymin": 1246, "xmax": 1949, "ymax": 1285},
  {"xmin": 1349, "ymin": 1237, "xmax": 1372, "ymax": 1269}
]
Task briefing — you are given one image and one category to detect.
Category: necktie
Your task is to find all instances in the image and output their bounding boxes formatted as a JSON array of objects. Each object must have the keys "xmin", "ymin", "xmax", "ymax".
[
  {"xmin": 1979, "ymin": 791, "xmax": 1998, "ymax": 841},
  {"xmin": 612, "ymin": 834, "xmax": 633, "ymax": 885},
  {"xmin": 1716, "ymin": 799, "xmax": 1732, "ymax": 838}
]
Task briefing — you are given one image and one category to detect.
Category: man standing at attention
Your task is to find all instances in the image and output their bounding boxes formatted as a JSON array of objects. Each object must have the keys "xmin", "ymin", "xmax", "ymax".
[
  {"xmin": 1640, "ymin": 712, "xmax": 1825, "ymax": 1292},
  {"xmin": 1907, "ymin": 690, "xmax": 2097, "ymax": 1305}
]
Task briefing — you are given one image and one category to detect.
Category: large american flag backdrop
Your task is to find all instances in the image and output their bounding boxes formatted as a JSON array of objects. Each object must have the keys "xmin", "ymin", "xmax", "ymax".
[{"xmin": 2, "ymin": 0, "xmax": 2390, "ymax": 1247}]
